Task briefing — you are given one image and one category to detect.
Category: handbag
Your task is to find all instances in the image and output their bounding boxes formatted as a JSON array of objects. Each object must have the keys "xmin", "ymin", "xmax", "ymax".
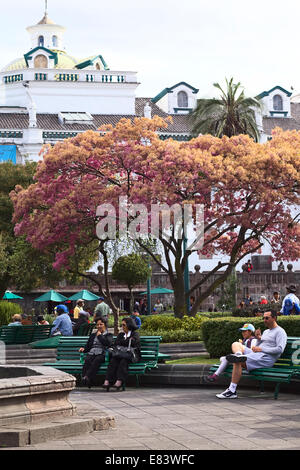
[{"xmin": 109, "ymin": 338, "xmax": 138, "ymax": 363}]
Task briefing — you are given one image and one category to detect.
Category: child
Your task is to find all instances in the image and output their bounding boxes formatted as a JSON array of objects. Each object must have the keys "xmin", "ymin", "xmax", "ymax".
[{"xmin": 204, "ymin": 323, "xmax": 257, "ymax": 383}]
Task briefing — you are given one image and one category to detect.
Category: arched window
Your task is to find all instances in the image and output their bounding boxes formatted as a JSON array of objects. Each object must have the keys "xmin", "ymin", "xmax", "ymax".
[
  {"xmin": 178, "ymin": 91, "xmax": 188, "ymax": 108},
  {"xmin": 52, "ymin": 35, "xmax": 58, "ymax": 47},
  {"xmin": 34, "ymin": 54, "xmax": 48, "ymax": 68},
  {"xmin": 38, "ymin": 36, "xmax": 44, "ymax": 47},
  {"xmin": 273, "ymin": 94, "xmax": 283, "ymax": 111}
]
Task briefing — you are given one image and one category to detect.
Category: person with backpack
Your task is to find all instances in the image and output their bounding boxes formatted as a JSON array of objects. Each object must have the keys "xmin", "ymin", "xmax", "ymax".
[{"xmin": 280, "ymin": 285, "xmax": 300, "ymax": 315}]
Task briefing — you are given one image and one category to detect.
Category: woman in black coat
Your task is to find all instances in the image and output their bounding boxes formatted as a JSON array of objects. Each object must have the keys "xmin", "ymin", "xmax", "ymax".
[
  {"xmin": 79, "ymin": 317, "xmax": 113, "ymax": 387},
  {"xmin": 103, "ymin": 317, "xmax": 141, "ymax": 391}
]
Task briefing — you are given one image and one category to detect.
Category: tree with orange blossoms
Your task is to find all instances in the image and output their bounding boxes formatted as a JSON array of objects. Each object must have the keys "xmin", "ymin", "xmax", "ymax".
[{"xmin": 11, "ymin": 120, "xmax": 300, "ymax": 318}]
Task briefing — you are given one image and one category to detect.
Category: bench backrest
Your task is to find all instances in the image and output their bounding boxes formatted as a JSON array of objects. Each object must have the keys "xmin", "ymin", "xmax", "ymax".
[
  {"xmin": 0, "ymin": 325, "xmax": 51, "ymax": 344},
  {"xmin": 275, "ymin": 336, "xmax": 300, "ymax": 368},
  {"xmin": 74, "ymin": 323, "xmax": 95, "ymax": 336},
  {"xmin": 55, "ymin": 335, "xmax": 162, "ymax": 363}
]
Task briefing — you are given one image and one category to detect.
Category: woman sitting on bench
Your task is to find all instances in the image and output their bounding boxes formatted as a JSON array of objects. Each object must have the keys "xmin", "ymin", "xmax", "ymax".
[
  {"xmin": 103, "ymin": 317, "xmax": 141, "ymax": 392},
  {"xmin": 79, "ymin": 317, "xmax": 113, "ymax": 388}
]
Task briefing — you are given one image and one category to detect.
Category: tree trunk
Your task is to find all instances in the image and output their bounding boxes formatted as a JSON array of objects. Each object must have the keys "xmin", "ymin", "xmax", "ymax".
[{"xmin": 129, "ymin": 287, "xmax": 134, "ymax": 314}]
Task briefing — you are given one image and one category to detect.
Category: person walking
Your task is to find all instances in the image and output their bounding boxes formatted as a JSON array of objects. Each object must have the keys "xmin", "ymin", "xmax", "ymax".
[
  {"xmin": 102, "ymin": 317, "xmax": 141, "ymax": 391},
  {"xmin": 79, "ymin": 317, "xmax": 113, "ymax": 388},
  {"xmin": 216, "ymin": 310, "xmax": 287, "ymax": 399},
  {"xmin": 94, "ymin": 297, "xmax": 111, "ymax": 320}
]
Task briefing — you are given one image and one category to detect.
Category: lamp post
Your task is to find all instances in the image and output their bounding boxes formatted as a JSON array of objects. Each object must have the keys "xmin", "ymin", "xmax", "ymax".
[{"xmin": 183, "ymin": 236, "xmax": 190, "ymax": 314}]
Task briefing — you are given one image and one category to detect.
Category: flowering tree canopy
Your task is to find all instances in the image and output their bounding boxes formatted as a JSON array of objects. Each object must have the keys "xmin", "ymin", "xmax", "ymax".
[{"xmin": 11, "ymin": 118, "xmax": 300, "ymax": 317}]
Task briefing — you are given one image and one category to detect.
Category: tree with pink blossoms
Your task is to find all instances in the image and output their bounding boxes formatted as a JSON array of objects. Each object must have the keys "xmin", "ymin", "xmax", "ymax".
[{"xmin": 11, "ymin": 118, "xmax": 300, "ymax": 318}]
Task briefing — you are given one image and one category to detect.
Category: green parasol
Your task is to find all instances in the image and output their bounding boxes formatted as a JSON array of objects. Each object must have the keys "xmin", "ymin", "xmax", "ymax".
[
  {"xmin": 68, "ymin": 290, "xmax": 101, "ymax": 301},
  {"xmin": 34, "ymin": 290, "xmax": 68, "ymax": 302},
  {"xmin": 2, "ymin": 291, "xmax": 23, "ymax": 300},
  {"xmin": 140, "ymin": 287, "xmax": 174, "ymax": 295}
]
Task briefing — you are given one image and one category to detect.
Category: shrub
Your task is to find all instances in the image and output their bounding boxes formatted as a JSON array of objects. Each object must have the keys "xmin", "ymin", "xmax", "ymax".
[
  {"xmin": 201, "ymin": 316, "xmax": 300, "ymax": 357},
  {"xmin": 140, "ymin": 315, "xmax": 182, "ymax": 332},
  {"xmin": 140, "ymin": 329, "xmax": 202, "ymax": 343},
  {"xmin": 0, "ymin": 301, "xmax": 23, "ymax": 327}
]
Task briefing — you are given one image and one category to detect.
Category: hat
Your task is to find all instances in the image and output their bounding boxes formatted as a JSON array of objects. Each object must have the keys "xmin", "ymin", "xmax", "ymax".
[
  {"xmin": 239, "ymin": 323, "xmax": 255, "ymax": 332},
  {"xmin": 76, "ymin": 299, "xmax": 84, "ymax": 303},
  {"xmin": 56, "ymin": 304, "xmax": 68, "ymax": 313},
  {"xmin": 98, "ymin": 297, "xmax": 104, "ymax": 301},
  {"xmin": 286, "ymin": 285, "xmax": 297, "ymax": 293}
]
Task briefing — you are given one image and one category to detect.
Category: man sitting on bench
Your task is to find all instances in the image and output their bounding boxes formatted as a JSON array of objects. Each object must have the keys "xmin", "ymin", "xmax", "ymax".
[{"xmin": 216, "ymin": 310, "xmax": 287, "ymax": 399}]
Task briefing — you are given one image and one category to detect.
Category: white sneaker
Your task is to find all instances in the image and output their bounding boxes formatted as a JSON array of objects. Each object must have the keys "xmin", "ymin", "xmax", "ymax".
[
  {"xmin": 226, "ymin": 353, "xmax": 247, "ymax": 364},
  {"xmin": 216, "ymin": 388, "xmax": 237, "ymax": 399}
]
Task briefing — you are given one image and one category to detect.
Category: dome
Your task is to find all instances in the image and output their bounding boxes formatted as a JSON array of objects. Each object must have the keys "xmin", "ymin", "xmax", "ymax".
[{"xmin": 2, "ymin": 51, "xmax": 79, "ymax": 72}]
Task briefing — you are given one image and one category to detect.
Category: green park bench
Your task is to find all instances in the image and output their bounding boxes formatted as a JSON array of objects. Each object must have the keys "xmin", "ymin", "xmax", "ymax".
[
  {"xmin": 73, "ymin": 322, "xmax": 96, "ymax": 336},
  {"xmin": 208, "ymin": 336, "xmax": 300, "ymax": 399},
  {"xmin": 43, "ymin": 335, "xmax": 162, "ymax": 389},
  {"xmin": 0, "ymin": 325, "xmax": 51, "ymax": 345}
]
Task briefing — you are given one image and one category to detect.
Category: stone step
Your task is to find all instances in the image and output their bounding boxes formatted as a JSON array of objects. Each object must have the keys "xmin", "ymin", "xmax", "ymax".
[{"xmin": 0, "ymin": 412, "xmax": 115, "ymax": 447}]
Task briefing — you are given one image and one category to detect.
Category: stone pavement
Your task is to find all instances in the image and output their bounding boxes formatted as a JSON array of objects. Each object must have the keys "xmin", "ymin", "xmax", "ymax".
[{"xmin": 4, "ymin": 385, "xmax": 300, "ymax": 450}]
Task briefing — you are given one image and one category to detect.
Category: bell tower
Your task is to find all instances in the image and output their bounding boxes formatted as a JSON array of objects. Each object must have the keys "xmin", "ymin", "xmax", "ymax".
[{"xmin": 26, "ymin": 1, "xmax": 66, "ymax": 51}]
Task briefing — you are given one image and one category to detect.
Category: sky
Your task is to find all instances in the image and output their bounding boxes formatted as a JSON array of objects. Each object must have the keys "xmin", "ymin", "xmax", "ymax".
[
  {"xmin": 1, "ymin": 0, "xmax": 299, "ymax": 274},
  {"xmin": 1, "ymin": 0, "xmax": 300, "ymax": 99}
]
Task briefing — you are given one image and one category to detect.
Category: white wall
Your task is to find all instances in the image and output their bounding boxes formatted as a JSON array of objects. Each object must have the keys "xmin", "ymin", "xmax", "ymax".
[{"xmin": 0, "ymin": 79, "xmax": 138, "ymax": 115}]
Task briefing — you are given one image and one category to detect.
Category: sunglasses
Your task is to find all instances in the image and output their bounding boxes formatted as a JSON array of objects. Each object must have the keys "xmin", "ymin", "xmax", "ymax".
[{"xmin": 263, "ymin": 316, "xmax": 271, "ymax": 320}]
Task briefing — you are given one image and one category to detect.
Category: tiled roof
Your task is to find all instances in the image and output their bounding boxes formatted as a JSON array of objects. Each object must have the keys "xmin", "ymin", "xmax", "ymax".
[{"xmin": 0, "ymin": 98, "xmax": 193, "ymax": 135}]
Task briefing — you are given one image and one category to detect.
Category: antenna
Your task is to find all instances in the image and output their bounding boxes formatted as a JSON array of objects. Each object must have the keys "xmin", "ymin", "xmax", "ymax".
[{"xmin": 45, "ymin": 0, "xmax": 48, "ymax": 15}]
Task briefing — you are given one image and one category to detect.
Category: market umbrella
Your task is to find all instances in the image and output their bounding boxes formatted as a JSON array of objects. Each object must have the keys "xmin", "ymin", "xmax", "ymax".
[
  {"xmin": 140, "ymin": 287, "xmax": 174, "ymax": 295},
  {"xmin": 68, "ymin": 290, "xmax": 101, "ymax": 301},
  {"xmin": 34, "ymin": 290, "xmax": 68, "ymax": 302},
  {"xmin": 2, "ymin": 291, "xmax": 23, "ymax": 300}
]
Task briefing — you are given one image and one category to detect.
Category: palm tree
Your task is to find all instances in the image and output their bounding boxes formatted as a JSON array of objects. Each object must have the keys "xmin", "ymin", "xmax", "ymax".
[{"xmin": 191, "ymin": 78, "xmax": 261, "ymax": 141}]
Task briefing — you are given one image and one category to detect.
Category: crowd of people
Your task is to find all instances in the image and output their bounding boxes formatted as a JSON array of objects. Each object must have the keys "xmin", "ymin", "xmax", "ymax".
[
  {"xmin": 237, "ymin": 285, "xmax": 300, "ymax": 316},
  {"xmin": 5, "ymin": 283, "xmax": 299, "ymax": 396}
]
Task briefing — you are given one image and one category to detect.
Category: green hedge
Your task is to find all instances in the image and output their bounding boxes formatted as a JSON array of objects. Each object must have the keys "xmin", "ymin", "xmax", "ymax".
[
  {"xmin": 140, "ymin": 329, "xmax": 202, "ymax": 343},
  {"xmin": 0, "ymin": 301, "xmax": 23, "ymax": 327},
  {"xmin": 201, "ymin": 316, "xmax": 300, "ymax": 358},
  {"xmin": 232, "ymin": 303, "xmax": 281, "ymax": 317}
]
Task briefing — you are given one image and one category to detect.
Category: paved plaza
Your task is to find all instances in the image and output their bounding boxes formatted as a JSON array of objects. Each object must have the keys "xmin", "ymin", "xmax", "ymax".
[{"xmin": 5, "ymin": 385, "xmax": 300, "ymax": 450}]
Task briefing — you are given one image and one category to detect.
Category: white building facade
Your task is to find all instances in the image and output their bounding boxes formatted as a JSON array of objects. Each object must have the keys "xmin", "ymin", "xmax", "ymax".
[{"xmin": 0, "ymin": 10, "xmax": 299, "ymax": 164}]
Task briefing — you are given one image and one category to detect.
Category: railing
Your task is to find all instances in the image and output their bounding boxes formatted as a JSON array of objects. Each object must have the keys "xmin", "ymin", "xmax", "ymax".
[
  {"xmin": 54, "ymin": 73, "xmax": 78, "ymax": 82},
  {"xmin": 0, "ymin": 130, "xmax": 23, "ymax": 138},
  {"xmin": 35, "ymin": 73, "xmax": 47, "ymax": 81},
  {"xmin": 4, "ymin": 74, "xmax": 23, "ymax": 84},
  {"xmin": 2, "ymin": 69, "xmax": 136, "ymax": 85},
  {"xmin": 43, "ymin": 131, "xmax": 79, "ymax": 139}
]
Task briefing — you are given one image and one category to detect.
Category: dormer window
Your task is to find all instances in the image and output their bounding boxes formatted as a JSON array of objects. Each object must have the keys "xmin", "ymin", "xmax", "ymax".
[
  {"xmin": 178, "ymin": 91, "xmax": 188, "ymax": 108},
  {"xmin": 34, "ymin": 54, "xmax": 48, "ymax": 68},
  {"xmin": 38, "ymin": 35, "xmax": 44, "ymax": 47},
  {"xmin": 273, "ymin": 94, "xmax": 283, "ymax": 111},
  {"xmin": 52, "ymin": 35, "xmax": 58, "ymax": 47}
]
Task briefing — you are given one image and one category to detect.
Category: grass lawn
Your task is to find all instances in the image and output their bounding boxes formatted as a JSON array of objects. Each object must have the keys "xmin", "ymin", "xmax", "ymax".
[{"xmin": 166, "ymin": 355, "xmax": 218, "ymax": 365}]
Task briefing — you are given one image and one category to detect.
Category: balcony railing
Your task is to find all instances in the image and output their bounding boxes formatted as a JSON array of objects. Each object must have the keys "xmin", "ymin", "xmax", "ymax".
[
  {"xmin": 0, "ymin": 130, "xmax": 23, "ymax": 138},
  {"xmin": 3, "ymin": 69, "xmax": 136, "ymax": 85}
]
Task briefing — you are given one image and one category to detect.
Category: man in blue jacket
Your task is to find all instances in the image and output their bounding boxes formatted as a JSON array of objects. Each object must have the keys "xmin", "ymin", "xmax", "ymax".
[{"xmin": 51, "ymin": 304, "xmax": 73, "ymax": 336}]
